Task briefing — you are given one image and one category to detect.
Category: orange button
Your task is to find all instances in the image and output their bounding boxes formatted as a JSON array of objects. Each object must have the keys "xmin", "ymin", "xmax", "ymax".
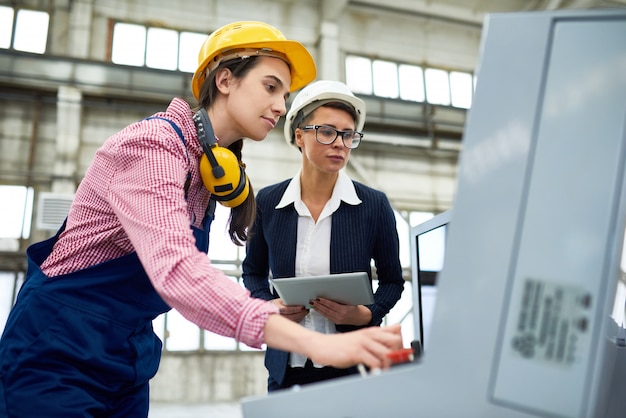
[{"xmin": 386, "ymin": 348, "xmax": 415, "ymax": 364}]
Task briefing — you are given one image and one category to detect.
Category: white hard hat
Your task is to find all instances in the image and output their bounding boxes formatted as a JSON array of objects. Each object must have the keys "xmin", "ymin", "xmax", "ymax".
[{"xmin": 284, "ymin": 80, "xmax": 366, "ymax": 148}]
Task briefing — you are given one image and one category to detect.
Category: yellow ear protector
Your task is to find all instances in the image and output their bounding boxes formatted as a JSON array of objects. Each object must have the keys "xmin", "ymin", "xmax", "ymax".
[{"xmin": 194, "ymin": 109, "xmax": 250, "ymax": 208}]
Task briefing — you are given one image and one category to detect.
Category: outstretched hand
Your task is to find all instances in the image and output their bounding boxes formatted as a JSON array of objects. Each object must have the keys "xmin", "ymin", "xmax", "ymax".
[
  {"xmin": 307, "ymin": 323, "xmax": 403, "ymax": 370},
  {"xmin": 263, "ymin": 314, "xmax": 403, "ymax": 372}
]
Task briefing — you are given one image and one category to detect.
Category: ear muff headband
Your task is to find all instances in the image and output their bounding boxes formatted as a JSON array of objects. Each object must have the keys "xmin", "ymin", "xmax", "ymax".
[{"xmin": 194, "ymin": 109, "xmax": 250, "ymax": 207}]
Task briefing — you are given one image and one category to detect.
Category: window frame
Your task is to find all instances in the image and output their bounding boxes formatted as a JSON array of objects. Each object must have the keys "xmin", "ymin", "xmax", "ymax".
[
  {"xmin": 109, "ymin": 19, "xmax": 207, "ymax": 74},
  {"xmin": 345, "ymin": 53, "xmax": 475, "ymax": 109},
  {"xmin": 0, "ymin": 6, "xmax": 50, "ymax": 54}
]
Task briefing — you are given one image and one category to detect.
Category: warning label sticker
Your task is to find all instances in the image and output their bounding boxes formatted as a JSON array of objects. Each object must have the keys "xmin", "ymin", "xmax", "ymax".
[{"xmin": 510, "ymin": 278, "xmax": 592, "ymax": 367}]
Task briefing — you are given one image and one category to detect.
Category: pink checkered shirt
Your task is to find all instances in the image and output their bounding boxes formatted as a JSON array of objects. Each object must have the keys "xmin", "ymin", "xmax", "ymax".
[{"xmin": 40, "ymin": 98, "xmax": 278, "ymax": 348}]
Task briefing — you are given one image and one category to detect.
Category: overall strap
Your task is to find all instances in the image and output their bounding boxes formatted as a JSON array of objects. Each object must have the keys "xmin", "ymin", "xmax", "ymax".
[
  {"xmin": 147, "ymin": 116, "xmax": 188, "ymax": 158},
  {"xmin": 146, "ymin": 116, "xmax": 191, "ymax": 199},
  {"xmin": 145, "ymin": 116, "xmax": 215, "ymax": 220}
]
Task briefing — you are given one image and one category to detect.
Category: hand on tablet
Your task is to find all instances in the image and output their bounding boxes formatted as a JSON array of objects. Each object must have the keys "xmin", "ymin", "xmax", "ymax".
[
  {"xmin": 271, "ymin": 298, "xmax": 309, "ymax": 323},
  {"xmin": 310, "ymin": 298, "xmax": 372, "ymax": 326}
]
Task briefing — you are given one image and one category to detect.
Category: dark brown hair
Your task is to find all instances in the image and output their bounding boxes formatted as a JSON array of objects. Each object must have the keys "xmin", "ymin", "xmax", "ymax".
[
  {"xmin": 194, "ymin": 57, "xmax": 261, "ymax": 246},
  {"xmin": 299, "ymin": 101, "xmax": 358, "ymax": 127}
]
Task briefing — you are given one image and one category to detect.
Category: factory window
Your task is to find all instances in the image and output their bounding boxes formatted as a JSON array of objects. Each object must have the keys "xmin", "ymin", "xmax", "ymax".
[
  {"xmin": 449, "ymin": 71, "xmax": 474, "ymax": 108},
  {"xmin": 0, "ymin": 185, "xmax": 33, "ymax": 334},
  {"xmin": 111, "ymin": 21, "xmax": 206, "ymax": 73},
  {"xmin": 346, "ymin": 54, "xmax": 474, "ymax": 109},
  {"xmin": 425, "ymin": 68, "xmax": 451, "ymax": 106},
  {"xmin": 372, "ymin": 60, "xmax": 399, "ymax": 98},
  {"xmin": 0, "ymin": 272, "xmax": 23, "ymax": 333},
  {"xmin": 0, "ymin": 185, "xmax": 33, "ymax": 241},
  {"xmin": 345, "ymin": 56, "xmax": 373, "ymax": 95},
  {"xmin": 111, "ymin": 23, "xmax": 147, "ymax": 67},
  {"xmin": 399, "ymin": 64, "xmax": 425, "ymax": 102},
  {"xmin": 0, "ymin": 6, "xmax": 49, "ymax": 54},
  {"xmin": 179, "ymin": 31, "xmax": 209, "ymax": 73}
]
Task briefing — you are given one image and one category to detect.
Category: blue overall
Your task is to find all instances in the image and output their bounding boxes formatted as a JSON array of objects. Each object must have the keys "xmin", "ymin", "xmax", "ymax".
[{"xmin": 0, "ymin": 118, "xmax": 212, "ymax": 417}]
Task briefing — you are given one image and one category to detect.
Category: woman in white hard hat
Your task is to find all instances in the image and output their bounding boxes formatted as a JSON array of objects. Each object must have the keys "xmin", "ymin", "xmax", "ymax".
[
  {"xmin": 242, "ymin": 80, "xmax": 405, "ymax": 391},
  {"xmin": 0, "ymin": 23, "xmax": 401, "ymax": 417}
]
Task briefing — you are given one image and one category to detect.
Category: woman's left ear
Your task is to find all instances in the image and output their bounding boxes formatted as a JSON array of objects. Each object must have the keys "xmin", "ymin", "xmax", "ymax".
[
  {"xmin": 214, "ymin": 68, "xmax": 232, "ymax": 94},
  {"xmin": 295, "ymin": 130, "xmax": 304, "ymax": 147}
]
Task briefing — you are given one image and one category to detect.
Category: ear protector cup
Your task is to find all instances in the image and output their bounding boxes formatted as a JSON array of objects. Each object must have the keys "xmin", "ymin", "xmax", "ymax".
[
  {"xmin": 194, "ymin": 109, "xmax": 250, "ymax": 208},
  {"xmin": 199, "ymin": 149, "xmax": 250, "ymax": 208}
]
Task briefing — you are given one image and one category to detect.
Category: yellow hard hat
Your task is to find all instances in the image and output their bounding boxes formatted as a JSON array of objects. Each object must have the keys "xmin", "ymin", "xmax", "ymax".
[{"xmin": 192, "ymin": 21, "xmax": 316, "ymax": 99}]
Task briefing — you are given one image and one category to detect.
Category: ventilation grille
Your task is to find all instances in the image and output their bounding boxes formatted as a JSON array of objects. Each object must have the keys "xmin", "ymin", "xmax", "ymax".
[{"xmin": 36, "ymin": 192, "xmax": 74, "ymax": 230}]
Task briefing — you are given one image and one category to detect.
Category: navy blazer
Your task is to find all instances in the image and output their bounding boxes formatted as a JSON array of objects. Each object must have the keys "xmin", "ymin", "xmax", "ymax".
[{"xmin": 242, "ymin": 178, "xmax": 405, "ymax": 386}]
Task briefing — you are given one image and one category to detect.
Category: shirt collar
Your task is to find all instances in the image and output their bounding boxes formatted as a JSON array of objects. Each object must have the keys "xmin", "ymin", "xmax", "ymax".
[
  {"xmin": 276, "ymin": 169, "xmax": 362, "ymax": 210},
  {"xmin": 334, "ymin": 170, "xmax": 362, "ymax": 206}
]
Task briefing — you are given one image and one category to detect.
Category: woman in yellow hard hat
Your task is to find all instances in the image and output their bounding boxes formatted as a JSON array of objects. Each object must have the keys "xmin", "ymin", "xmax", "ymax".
[{"xmin": 0, "ymin": 21, "xmax": 402, "ymax": 417}]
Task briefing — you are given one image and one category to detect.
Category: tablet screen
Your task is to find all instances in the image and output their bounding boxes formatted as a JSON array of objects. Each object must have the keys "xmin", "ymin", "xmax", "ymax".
[{"xmin": 270, "ymin": 272, "xmax": 374, "ymax": 306}]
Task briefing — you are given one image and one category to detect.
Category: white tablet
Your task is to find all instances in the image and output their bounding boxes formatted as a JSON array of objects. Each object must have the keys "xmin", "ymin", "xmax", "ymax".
[{"xmin": 269, "ymin": 272, "xmax": 374, "ymax": 306}]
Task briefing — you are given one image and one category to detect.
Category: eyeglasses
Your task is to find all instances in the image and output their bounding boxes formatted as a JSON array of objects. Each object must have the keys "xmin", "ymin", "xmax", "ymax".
[{"xmin": 300, "ymin": 125, "xmax": 363, "ymax": 149}]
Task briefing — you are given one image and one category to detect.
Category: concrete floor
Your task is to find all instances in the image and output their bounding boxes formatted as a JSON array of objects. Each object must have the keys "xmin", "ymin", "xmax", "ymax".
[{"xmin": 149, "ymin": 402, "xmax": 242, "ymax": 418}]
